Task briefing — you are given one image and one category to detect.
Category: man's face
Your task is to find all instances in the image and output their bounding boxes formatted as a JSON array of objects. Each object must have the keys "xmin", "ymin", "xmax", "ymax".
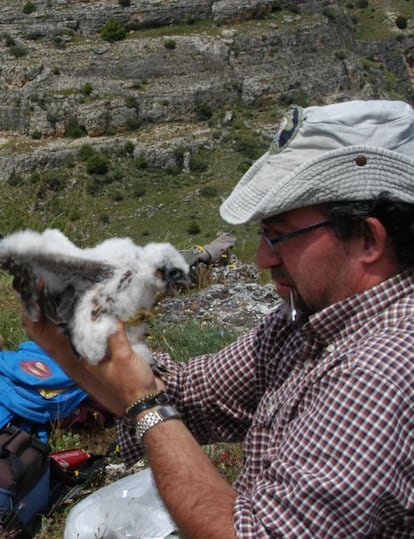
[{"xmin": 256, "ymin": 206, "xmax": 358, "ymax": 315}]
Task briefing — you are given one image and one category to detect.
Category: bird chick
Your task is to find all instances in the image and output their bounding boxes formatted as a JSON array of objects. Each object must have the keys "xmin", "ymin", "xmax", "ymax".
[{"xmin": 0, "ymin": 229, "xmax": 189, "ymax": 367}]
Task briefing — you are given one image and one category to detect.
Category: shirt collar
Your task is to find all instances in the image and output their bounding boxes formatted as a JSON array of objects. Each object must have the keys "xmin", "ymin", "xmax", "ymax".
[{"xmin": 302, "ymin": 270, "xmax": 414, "ymax": 346}]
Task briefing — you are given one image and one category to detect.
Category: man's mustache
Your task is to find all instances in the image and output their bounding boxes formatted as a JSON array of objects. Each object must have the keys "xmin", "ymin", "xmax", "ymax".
[{"xmin": 270, "ymin": 267, "xmax": 292, "ymax": 284}]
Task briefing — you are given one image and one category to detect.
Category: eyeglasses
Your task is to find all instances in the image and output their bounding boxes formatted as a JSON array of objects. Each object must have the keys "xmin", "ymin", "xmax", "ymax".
[{"xmin": 261, "ymin": 220, "xmax": 332, "ymax": 253}]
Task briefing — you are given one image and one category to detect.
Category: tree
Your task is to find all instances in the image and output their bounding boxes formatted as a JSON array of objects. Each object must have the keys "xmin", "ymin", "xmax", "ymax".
[{"xmin": 101, "ymin": 18, "xmax": 127, "ymax": 43}]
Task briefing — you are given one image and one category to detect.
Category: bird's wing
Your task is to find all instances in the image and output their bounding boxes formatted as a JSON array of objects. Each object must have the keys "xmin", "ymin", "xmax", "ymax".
[{"xmin": 0, "ymin": 248, "xmax": 113, "ymax": 325}]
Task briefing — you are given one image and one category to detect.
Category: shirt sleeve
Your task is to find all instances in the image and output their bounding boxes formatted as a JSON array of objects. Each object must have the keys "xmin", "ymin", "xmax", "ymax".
[
  {"xmin": 233, "ymin": 366, "xmax": 414, "ymax": 538},
  {"xmin": 116, "ymin": 326, "xmax": 265, "ymax": 467}
]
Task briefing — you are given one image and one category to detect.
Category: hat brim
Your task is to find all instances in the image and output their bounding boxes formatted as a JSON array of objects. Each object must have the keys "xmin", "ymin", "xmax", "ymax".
[{"xmin": 220, "ymin": 145, "xmax": 414, "ymax": 224}]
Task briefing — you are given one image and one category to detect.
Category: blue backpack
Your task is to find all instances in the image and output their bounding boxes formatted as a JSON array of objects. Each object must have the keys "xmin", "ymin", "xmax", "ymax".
[
  {"xmin": 0, "ymin": 341, "xmax": 87, "ymax": 441},
  {"xmin": 0, "ymin": 342, "xmax": 88, "ymax": 537}
]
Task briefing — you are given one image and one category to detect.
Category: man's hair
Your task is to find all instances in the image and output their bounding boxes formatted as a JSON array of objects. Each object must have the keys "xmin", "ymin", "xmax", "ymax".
[{"xmin": 322, "ymin": 193, "xmax": 414, "ymax": 269}]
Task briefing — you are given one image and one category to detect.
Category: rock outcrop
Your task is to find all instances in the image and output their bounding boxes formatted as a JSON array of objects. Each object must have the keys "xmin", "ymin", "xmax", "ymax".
[{"xmin": 1, "ymin": 0, "xmax": 414, "ymax": 179}]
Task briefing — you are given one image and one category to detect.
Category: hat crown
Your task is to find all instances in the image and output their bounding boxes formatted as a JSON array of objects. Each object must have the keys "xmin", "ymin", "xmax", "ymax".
[{"xmin": 220, "ymin": 100, "xmax": 414, "ymax": 224}]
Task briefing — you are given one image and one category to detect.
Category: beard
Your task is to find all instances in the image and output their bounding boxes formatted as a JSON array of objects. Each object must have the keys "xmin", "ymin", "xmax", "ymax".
[{"xmin": 271, "ymin": 268, "xmax": 316, "ymax": 322}]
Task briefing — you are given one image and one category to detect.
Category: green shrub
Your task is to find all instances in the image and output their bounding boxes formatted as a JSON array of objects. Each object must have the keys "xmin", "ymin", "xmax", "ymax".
[
  {"xmin": 190, "ymin": 153, "xmax": 208, "ymax": 172},
  {"xmin": 68, "ymin": 209, "xmax": 81, "ymax": 221},
  {"xmin": 65, "ymin": 117, "xmax": 86, "ymax": 138},
  {"xmin": 22, "ymin": 1, "xmax": 36, "ymax": 14},
  {"xmin": 187, "ymin": 221, "xmax": 201, "ymax": 235},
  {"xmin": 26, "ymin": 31, "xmax": 43, "ymax": 41},
  {"xmin": 99, "ymin": 213, "xmax": 110, "ymax": 224},
  {"xmin": 31, "ymin": 130, "xmax": 41, "ymax": 140},
  {"xmin": 355, "ymin": 0, "xmax": 368, "ymax": 7},
  {"xmin": 396, "ymin": 15, "xmax": 408, "ymax": 30},
  {"xmin": 125, "ymin": 96, "xmax": 139, "ymax": 110},
  {"xmin": 86, "ymin": 154, "xmax": 109, "ymax": 175},
  {"xmin": 195, "ymin": 102, "xmax": 213, "ymax": 121},
  {"xmin": 82, "ymin": 82, "xmax": 93, "ymax": 96},
  {"xmin": 323, "ymin": 8, "xmax": 338, "ymax": 21},
  {"xmin": 123, "ymin": 141, "xmax": 135, "ymax": 155},
  {"xmin": 253, "ymin": 3, "xmax": 270, "ymax": 19},
  {"xmin": 134, "ymin": 155, "xmax": 148, "ymax": 169},
  {"xmin": 110, "ymin": 190, "xmax": 124, "ymax": 201},
  {"xmin": 30, "ymin": 171, "xmax": 41, "ymax": 184},
  {"xmin": 199, "ymin": 186, "xmax": 218, "ymax": 197},
  {"xmin": 164, "ymin": 39, "xmax": 177, "ymax": 50},
  {"xmin": 53, "ymin": 35, "xmax": 66, "ymax": 49},
  {"xmin": 101, "ymin": 18, "xmax": 127, "ymax": 42},
  {"xmin": 86, "ymin": 177, "xmax": 100, "ymax": 195},
  {"xmin": 185, "ymin": 15, "xmax": 197, "ymax": 25},
  {"xmin": 286, "ymin": 3, "xmax": 300, "ymax": 14},
  {"xmin": 173, "ymin": 145, "xmax": 188, "ymax": 168},
  {"xmin": 9, "ymin": 45, "xmax": 28, "ymax": 58},
  {"xmin": 39, "ymin": 170, "xmax": 67, "ymax": 192},
  {"xmin": 335, "ymin": 50, "xmax": 348, "ymax": 60},
  {"xmin": 46, "ymin": 111, "xmax": 60, "ymax": 126},
  {"xmin": 126, "ymin": 118, "xmax": 142, "ymax": 131},
  {"xmin": 234, "ymin": 134, "xmax": 266, "ymax": 161},
  {"xmin": 4, "ymin": 34, "xmax": 16, "ymax": 47},
  {"xmin": 78, "ymin": 144, "xmax": 96, "ymax": 161},
  {"xmin": 131, "ymin": 80, "xmax": 146, "ymax": 90},
  {"xmin": 110, "ymin": 169, "xmax": 123, "ymax": 182},
  {"xmin": 119, "ymin": 0, "xmax": 131, "ymax": 5},
  {"xmin": 7, "ymin": 174, "xmax": 24, "ymax": 187}
]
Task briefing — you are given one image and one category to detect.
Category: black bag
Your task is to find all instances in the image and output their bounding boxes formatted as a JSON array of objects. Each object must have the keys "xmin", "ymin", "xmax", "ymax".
[{"xmin": 0, "ymin": 425, "xmax": 50, "ymax": 538}]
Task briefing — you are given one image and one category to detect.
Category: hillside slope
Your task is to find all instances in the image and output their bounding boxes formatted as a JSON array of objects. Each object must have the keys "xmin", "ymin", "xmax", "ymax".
[{"xmin": 0, "ymin": 0, "xmax": 413, "ymax": 255}]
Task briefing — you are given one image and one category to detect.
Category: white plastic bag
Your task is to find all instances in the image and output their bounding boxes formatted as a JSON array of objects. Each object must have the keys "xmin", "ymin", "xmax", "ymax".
[{"xmin": 64, "ymin": 467, "xmax": 177, "ymax": 539}]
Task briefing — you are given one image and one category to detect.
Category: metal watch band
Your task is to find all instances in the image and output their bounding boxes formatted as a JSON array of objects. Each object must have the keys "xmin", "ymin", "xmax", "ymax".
[{"xmin": 135, "ymin": 405, "xmax": 180, "ymax": 442}]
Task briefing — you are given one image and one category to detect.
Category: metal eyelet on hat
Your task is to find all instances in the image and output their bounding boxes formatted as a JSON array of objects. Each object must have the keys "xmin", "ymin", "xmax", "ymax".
[{"xmin": 355, "ymin": 155, "xmax": 367, "ymax": 166}]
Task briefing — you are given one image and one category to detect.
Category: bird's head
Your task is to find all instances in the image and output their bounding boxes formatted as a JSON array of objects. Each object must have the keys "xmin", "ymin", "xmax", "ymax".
[
  {"xmin": 142, "ymin": 241, "xmax": 190, "ymax": 296},
  {"xmin": 156, "ymin": 265, "xmax": 191, "ymax": 295}
]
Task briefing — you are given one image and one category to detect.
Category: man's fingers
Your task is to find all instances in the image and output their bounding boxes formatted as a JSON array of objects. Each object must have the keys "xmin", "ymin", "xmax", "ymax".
[{"xmin": 106, "ymin": 321, "xmax": 134, "ymax": 359}]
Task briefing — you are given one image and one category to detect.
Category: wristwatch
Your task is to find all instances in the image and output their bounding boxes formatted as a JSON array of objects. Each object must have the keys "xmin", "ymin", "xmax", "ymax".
[{"xmin": 135, "ymin": 405, "xmax": 180, "ymax": 442}]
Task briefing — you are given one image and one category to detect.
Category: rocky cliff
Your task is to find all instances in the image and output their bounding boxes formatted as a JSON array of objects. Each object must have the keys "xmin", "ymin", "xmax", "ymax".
[{"xmin": 1, "ymin": 0, "xmax": 414, "ymax": 179}]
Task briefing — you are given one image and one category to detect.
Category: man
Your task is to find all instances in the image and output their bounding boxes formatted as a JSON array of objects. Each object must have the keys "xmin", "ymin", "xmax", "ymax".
[{"xmin": 23, "ymin": 100, "xmax": 414, "ymax": 537}]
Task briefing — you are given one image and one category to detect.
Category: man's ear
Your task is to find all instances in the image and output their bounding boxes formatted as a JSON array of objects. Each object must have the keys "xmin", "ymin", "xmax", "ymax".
[{"xmin": 360, "ymin": 217, "xmax": 388, "ymax": 263}]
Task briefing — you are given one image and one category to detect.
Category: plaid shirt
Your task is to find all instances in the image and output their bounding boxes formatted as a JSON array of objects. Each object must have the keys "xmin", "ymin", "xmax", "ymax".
[{"xmin": 118, "ymin": 270, "xmax": 414, "ymax": 538}]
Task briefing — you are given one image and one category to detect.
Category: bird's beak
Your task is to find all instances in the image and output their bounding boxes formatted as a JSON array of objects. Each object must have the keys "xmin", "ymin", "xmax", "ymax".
[{"xmin": 157, "ymin": 267, "xmax": 191, "ymax": 294}]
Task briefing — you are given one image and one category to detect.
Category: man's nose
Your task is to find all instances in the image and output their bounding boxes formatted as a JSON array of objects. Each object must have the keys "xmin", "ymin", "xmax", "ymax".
[{"xmin": 256, "ymin": 236, "xmax": 282, "ymax": 269}]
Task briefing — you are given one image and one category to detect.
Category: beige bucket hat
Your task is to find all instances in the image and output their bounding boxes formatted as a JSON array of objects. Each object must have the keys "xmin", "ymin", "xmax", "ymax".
[{"xmin": 220, "ymin": 100, "xmax": 414, "ymax": 224}]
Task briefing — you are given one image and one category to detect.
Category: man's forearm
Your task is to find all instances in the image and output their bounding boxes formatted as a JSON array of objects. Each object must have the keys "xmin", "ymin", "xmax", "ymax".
[{"xmin": 143, "ymin": 418, "xmax": 237, "ymax": 539}]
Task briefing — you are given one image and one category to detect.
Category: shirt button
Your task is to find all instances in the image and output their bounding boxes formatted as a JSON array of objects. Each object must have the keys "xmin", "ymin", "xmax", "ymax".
[
  {"xmin": 303, "ymin": 358, "xmax": 313, "ymax": 368},
  {"xmin": 326, "ymin": 344, "xmax": 335, "ymax": 353}
]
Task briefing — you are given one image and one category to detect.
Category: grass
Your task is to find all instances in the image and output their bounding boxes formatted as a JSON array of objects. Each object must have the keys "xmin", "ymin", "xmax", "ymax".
[
  {"xmin": 342, "ymin": 0, "xmax": 414, "ymax": 40},
  {"xmin": 149, "ymin": 319, "xmax": 238, "ymax": 362}
]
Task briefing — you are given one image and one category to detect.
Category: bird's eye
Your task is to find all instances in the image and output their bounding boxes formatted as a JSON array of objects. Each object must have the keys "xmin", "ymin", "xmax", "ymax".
[{"xmin": 161, "ymin": 268, "xmax": 184, "ymax": 282}]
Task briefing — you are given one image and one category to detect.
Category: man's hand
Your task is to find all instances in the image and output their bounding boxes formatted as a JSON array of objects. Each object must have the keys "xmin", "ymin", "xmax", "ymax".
[
  {"xmin": 21, "ymin": 288, "xmax": 162, "ymax": 417},
  {"xmin": 83, "ymin": 322, "xmax": 162, "ymax": 414}
]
